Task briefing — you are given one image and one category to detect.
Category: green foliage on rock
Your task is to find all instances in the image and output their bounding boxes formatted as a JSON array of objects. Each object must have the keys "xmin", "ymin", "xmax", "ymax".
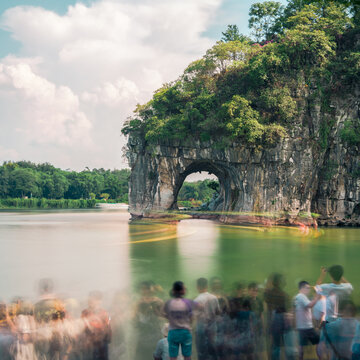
[
  {"xmin": 122, "ymin": 1, "xmax": 358, "ymax": 151},
  {"xmin": 340, "ymin": 119, "xmax": 360, "ymax": 147}
]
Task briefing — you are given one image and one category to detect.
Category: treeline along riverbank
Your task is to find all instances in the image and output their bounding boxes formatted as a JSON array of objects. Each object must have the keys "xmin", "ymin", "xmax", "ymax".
[
  {"xmin": 0, "ymin": 161, "xmax": 130, "ymax": 209},
  {"xmin": 0, "ymin": 161, "xmax": 217, "ymax": 209},
  {"xmin": 0, "ymin": 198, "xmax": 97, "ymax": 209}
]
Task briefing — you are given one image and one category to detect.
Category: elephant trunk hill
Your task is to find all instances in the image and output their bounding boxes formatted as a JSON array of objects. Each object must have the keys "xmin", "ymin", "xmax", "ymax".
[{"xmin": 123, "ymin": 3, "xmax": 360, "ymax": 226}]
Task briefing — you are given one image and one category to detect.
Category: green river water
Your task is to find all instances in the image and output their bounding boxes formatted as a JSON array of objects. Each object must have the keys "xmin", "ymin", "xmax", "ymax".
[{"xmin": 0, "ymin": 209, "xmax": 359, "ymax": 303}]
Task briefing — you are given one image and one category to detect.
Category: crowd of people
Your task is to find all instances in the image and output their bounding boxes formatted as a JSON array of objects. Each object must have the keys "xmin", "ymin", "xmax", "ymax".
[{"xmin": 0, "ymin": 265, "xmax": 358, "ymax": 360}]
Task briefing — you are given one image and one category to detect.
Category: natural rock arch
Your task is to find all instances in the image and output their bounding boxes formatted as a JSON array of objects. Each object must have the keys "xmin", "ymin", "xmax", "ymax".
[
  {"xmin": 171, "ymin": 161, "xmax": 230, "ymax": 211},
  {"xmin": 126, "ymin": 136, "xmax": 315, "ymax": 223},
  {"xmin": 126, "ymin": 129, "xmax": 360, "ymax": 225}
]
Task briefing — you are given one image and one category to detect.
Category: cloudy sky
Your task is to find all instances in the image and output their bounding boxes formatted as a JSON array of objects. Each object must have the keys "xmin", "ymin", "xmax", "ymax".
[{"xmin": 0, "ymin": 0, "xmax": 287, "ymax": 171}]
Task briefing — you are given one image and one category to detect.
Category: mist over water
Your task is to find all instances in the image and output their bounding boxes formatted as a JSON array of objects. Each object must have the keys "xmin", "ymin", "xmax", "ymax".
[
  {"xmin": 1, "ymin": 209, "xmax": 360, "ymax": 359},
  {"xmin": 0, "ymin": 209, "xmax": 359, "ymax": 301}
]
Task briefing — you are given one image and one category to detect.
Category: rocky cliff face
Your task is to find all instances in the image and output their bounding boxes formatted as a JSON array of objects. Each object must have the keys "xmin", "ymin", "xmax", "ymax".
[{"xmin": 125, "ymin": 89, "xmax": 360, "ymax": 226}]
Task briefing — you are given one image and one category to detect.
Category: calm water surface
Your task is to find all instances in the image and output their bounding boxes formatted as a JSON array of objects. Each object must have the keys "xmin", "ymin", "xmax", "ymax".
[{"xmin": 0, "ymin": 209, "xmax": 360, "ymax": 302}]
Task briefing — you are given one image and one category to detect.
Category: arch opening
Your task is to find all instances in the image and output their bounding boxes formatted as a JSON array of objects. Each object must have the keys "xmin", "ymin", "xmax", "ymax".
[{"xmin": 171, "ymin": 161, "xmax": 230, "ymax": 212}]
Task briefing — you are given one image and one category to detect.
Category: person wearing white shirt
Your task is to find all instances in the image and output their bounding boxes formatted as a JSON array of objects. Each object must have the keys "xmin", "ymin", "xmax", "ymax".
[
  {"xmin": 193, "ymin": 278, "xmax": 220, "ymax": 360},
  {"xmin": 294, "ymin": 281, "xmax": 321, "ymax": 360},
  {"xmin": 321, "ymin": 300, "xmax": 358, "ymax": 360},
  {"xmin": 315, "ymin": 265, "xmax": 353, "ymax": 322},
  {"xmin": 313, "ymin": 295, "xmax": 326, "ymax": 328}
]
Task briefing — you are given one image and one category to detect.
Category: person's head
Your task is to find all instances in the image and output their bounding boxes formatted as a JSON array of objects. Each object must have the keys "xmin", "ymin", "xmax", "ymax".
[
  {"xmin": 272, "ymin": 273, "xmax": 285, "ymax": 289},
  {"xmin": 171, "ymin": 281, "xmax": 186, "ymax": 298},
  {"xmin": 210, "ymin": 276, "xmax": 223, "ymax": 293},
  {"xmin": 233, "ymin": 282, "xmax": 245, "ymax": 297},
  {"xmin": 328, "ymin": 265, "xmax": 344, "ymax": 283},
  {"xmin": 38, "ymin": 278, "xmax": 54, "ymax": 296},
  {"xmin": 139, "ymin": 281, "xmax": 152, "ymax": 297},
  {"xmin": 339, "ymin": 300, "xmax": 356, "ymax": 318},
  {"xmin": 298, "ymin": 281, "xmax": 311, "ymax": 295},
  {"xmin": 17, "ymin": 301, "xmax": 34, "ymax": 316},
  {"xmin": 248, "ymin": 282, "xmax": 259, "ymax": 298},
  {"xmin": 88, "ymin": 291, "xmax": 103, "ymax": 310},
  {"xmin": 197, "ymin": 278, "xmax": 208, "ymax": 293}
]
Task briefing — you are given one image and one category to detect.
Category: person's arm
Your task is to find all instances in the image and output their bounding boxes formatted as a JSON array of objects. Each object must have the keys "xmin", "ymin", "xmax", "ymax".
[
  {"xmin": 341, "ymin": 276, "xmax": 349, "ymax": 284},
  {"xmin": 305, "ymin": 293, "xmax": 321, "ymax": 309},
  {"xmin": 316, "ymin": 267, "xmax": 328, "ymax": 285}
]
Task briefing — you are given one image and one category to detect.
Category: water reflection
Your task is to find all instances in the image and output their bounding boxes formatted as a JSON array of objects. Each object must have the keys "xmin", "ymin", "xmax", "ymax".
[
  {"xmin": 129, "ymin": 220, "xmax": 182, "ymax": 290},
  {"xmin": 0, "ymin": 211, "xmax": 360, "ymax": 359},
  {"xmin": 177, "ymin": 220, "xmax": 218, "ymax": 278}
]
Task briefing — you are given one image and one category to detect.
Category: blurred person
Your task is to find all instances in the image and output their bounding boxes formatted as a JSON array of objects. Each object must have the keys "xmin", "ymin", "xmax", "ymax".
[
  {"xmin": 210, "ymin": 277, "xmax": 230, "ymax": 311},
  {"xmin": 149, "ymin": 281, "xmax": 166, "ymax": 300},
  {"xmin": 228, "ymin": 282, "xmax": 248, "ymax": 358},
  {"xmin": 246, "ymin": 282, "xmax": 265, "ymax": 359},
  {"xmin": 193, "ymin": 277, "xmax": 220, "ymax": 360},
  {"xmin": 316, "ymin": 265, "xmax": 353, "ymax": 322},
  {"xmin": 294, "ymin": 281, "xmax": 321, "ymax": 360},
  {"xmin": 109, "ymin": 291, "xmax": 130, "ymax": 360},
  {"xmin": 210, "ymin": 277, "xmax": 231, "ymax": 359},
  {"xmin": 321, "ymin": 300, "xmax": 358, "ymax": 360},
  {"xmin": 8, "ymin": 299, "xmax": 38, "ymax": 360},
  {"xmin": 351, "ymin": 321, "xmax": 360, "ymax": 360},
  {"xmin": 34, "ymin": 279, "xmax": 58, "ymax": 323},
  {"xmin": 153, "ymin": 323, "xmax": 184, "ymax": 360},
  {"xmin": 61, "ymin": 297, "xmax": 86, "ymax": 359},
  {"xmin": 133, "ymin": 281, "xmax": 164, "ymax": 360},
  {"xmin": 164, "ymin": 281, "xmax": 196, "ymax": 360},
  {"xmin": 81, "ymin": 291, "xmax": 111, "ymax": 360},
  {"xmin": 0, "ymin": 302, "xmax": 14, "ymax": 360},
  {"xmin": 228, "ymin": 297, "xmax": 256, "ymax": 360},
  {"xmin": 229, "ymin": 282, "xmax": 246, "ymax": 318},
  {"xmin": 246, "ymin": 283, "xmax": 264, "ymax": 323},
  {"xmin": 264, "ymin": 273, "xmax": 294, "ymax": 360},
  {"xmin": 34, "ymin": 278, "xmax": 65, "ymax": 360},
  {"xmin": 313, "ymin": 295, "xmax": 326, "ymax": 329}
]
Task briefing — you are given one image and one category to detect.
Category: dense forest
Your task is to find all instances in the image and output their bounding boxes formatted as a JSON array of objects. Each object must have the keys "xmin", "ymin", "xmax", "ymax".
[
  {"xmin": 178, "ymin": 179, "xmax": 219, "ymax": 207},
  {"xmin": 0, "ymin": 161, "xmax": 218, "ymax": 208},
  {"xmin": 122, "ymin": 0, "xmax": 360, "ymax": 150},
  {"xmin": 0, "ymin": 161, "xmax": 130, "ymax": 208}
]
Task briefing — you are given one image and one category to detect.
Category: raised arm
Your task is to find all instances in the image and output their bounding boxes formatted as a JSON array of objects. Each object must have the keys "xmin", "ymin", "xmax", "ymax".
[{"xmin": 316, "ymin": 267, "xmax": 327, "ymax": 285}]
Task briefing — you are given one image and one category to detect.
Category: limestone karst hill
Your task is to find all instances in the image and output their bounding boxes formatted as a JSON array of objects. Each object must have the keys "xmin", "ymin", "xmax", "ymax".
[{"xmin": 122, "ymin": 3, "xmax": 360, "ymax": 226}]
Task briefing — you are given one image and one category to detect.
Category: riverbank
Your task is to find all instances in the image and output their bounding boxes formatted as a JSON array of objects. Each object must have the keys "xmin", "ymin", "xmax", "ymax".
[
  {"xmin": 129, "ymin": 209, "xmax": 326, "ymax": 227},
  {"xmin": 0, "ymin": 198, "xmax": 98, "ymax": 209}
]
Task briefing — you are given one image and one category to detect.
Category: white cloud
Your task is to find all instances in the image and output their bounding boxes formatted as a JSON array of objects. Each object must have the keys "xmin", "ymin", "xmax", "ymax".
[
  {"xmin": 0, "ymin": 0, "xmax": 222, "ymax": 169},
  {"xmin": 82, "ymin": 78, "xmax": 140, "ymax": 107},
  {"xmin": 0, "ymin": 145, "xmax": 19, "ymax": 160},
  {"xmin": 0, "ymin": 62, "xmax": 92, "ymax": 146}
]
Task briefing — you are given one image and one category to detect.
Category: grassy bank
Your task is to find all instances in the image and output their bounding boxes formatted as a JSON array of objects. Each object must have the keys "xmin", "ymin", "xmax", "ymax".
[{"xmin": 0, "ymin": 198, "xmax": 97, "ymax": 209}]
